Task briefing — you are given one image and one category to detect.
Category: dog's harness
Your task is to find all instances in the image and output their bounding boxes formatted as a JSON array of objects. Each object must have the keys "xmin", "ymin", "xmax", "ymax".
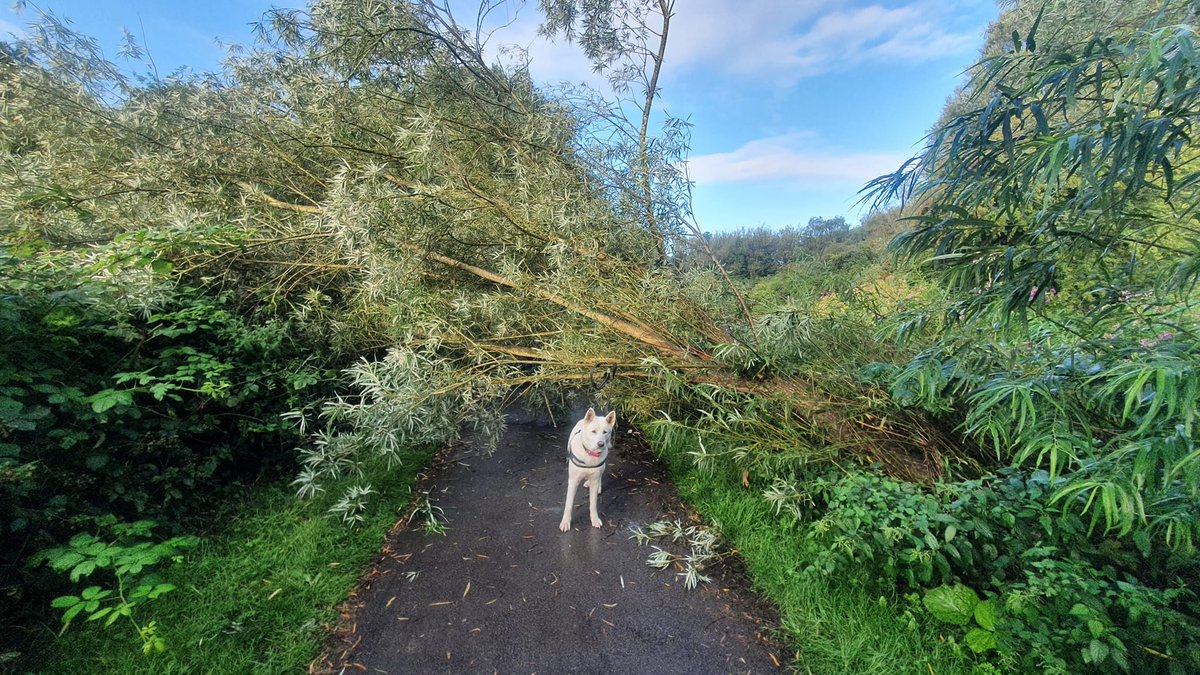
[{"xmin": 567, "ymin": 428, "xmax": 606, "ymax": 469}]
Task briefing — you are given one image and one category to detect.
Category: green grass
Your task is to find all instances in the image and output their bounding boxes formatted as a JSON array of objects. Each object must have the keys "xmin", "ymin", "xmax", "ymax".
[
  {"xmin": 26, "ymin": 447, "xmax": 433, "ymax": 674},
  {"xmin": 642, "ymin": 422, "xmax": 974, "ymax": 675}
]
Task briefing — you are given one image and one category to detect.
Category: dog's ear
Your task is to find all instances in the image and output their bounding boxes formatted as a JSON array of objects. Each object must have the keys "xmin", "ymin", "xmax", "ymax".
[
  {"xmin": 584, "ymin": 408, "xmax": 596, "ymax": 421},
  {"xmin": 605, "ymin": 411, "xmax": 616, "ymax": 426}
]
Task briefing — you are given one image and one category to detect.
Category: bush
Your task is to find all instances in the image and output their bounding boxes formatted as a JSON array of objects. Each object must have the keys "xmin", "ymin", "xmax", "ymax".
[
  {"xmin": 774, "ymin": 468, "xmax": 1200, "ymax": 673},
  {"xmin": 0, "ymin": 248, "xmax": 340, "ymax": 630}
]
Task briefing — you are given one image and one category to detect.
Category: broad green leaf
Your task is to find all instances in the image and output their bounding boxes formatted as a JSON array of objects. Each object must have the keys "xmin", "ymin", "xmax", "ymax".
[
  {"xmin": 87, "ymin": 389, "xmax": 133, "ymax": 414},
  {"xmin": 966, "ymin": 628, "xmax": 998, "ymax": 654},
  {"xmin": 1087, "ymin": 639, "xmax": 1110, "ymax": 664},
  {"xmin": 1069, "ymin": 602, "xmax": 1093, "ymax": 619},
  {"xmin": 69, "ymin": 560, "xmax": 95, "ymax": 582},
  {"xmin": 61, "ymin": 602, "xmax": 86, "ymax": 626},
  {"xmin": 81, "ymin": 541, "xmax": 107, "ymax": 556},
  {"xmin": 50, "ymin": 595, "xmax": 79, "ymax": 609},
  {"xmin": 974, "ymin": 600, "xmax": 997, "ymax": 631},
  {"xmin": 68, "ymin": 533, "xmax": 98, "ymax": 548},
  {"xmin": 923, "ymin": 584, "xmax": 979, "ymax": 626},
  {"xmin": 48, "ymin": 551, "xmax": 84, "ymax": 572}
]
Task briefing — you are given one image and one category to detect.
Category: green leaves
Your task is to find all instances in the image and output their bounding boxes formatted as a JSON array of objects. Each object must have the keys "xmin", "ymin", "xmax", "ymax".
[
  {"xmin": 38, "ymin": 521, "xmax": 197, "ymax": 653},
  {"xmin": 51, "ymin": 586, "xmax": 114, "ymax": 630},
  {"xmin": 923, "ymin": 584, "xmax": 979, "ymax": 626},
  {"xmin": 1, "ymin": 259, "xmax": 343, "ymax": 618},
  {"xmin": 924, "ymin": 586, "xmax": 999, "ymax": 654},
  {"xmin": 86, "ymin": 388, "xmax": 133, "ymax": 414},
  {"xmin": 974, "ymin": 599, "xmax": 996, "ymax": 631},
  {"xmin": 148, "ymin": 259, "xmax": 173, "ymax": 275},
  {"xmin": 871, "ymin": 6, "xmax": 1200, "ymax": 548},
  {"xmin": 0, "ymin": 396, "xmax": 52, "ymax": 431},
  {"xmin": 1020, "ymin": 5, "xmax": 1045, "ymax": 54},
  {"xmin": 965, "ymin": 627, "xmax": 998, "ymax": 654}
]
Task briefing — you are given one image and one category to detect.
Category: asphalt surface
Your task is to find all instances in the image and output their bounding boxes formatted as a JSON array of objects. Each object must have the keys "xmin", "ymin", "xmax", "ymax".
[{"xmin": 320, "ymin": 415, "xmax": 782, "ymax": 674}]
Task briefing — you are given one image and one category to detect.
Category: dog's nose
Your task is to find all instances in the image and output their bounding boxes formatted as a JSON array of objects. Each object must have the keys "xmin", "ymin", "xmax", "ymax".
[{"xmin": 597, "ymin": 440, "xmax": 605, "ymax": 448}]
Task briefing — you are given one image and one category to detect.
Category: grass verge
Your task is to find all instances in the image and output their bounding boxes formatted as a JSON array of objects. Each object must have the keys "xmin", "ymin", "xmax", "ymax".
[
  {"xmin": 640, "ymin": 421, "xmax": 974, "ymax": 675},
  {"xmin": 26, "ymin": 447, "xmax": 434, "ymax": 674}
]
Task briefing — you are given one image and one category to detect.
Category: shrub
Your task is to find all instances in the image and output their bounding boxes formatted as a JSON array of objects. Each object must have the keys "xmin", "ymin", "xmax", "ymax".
[
  {"xmin": 31, "ymin": 518, "xmax": 198, "ymax": 656},
  {"xmin": 776, "ymin": 468, "xmax": 1200, "ymax": 673},
  {"xmin": 0, "ymin": 248, "xmax": 340, "ymax": 630}
]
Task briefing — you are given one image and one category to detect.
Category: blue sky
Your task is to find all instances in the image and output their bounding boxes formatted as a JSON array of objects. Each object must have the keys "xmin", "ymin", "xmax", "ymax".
[{"xmin": 0, "ymin": 0, "xmax": 1000, "ymax": 232}]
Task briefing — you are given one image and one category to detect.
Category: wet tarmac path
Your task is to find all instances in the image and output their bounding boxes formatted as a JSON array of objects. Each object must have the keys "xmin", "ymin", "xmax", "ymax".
[{"xmin": 320, "ymin": 419, "xmax": 782, "ymax": 674}]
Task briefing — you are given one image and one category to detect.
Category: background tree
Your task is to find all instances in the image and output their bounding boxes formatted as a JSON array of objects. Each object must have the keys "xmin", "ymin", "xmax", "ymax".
[
  {"xmin": 538, "ymin": 0, "xmax": 758, "ymax": 338},
  {"xmin": 538, "ymin": 0, "xmax": 675, "ymax": 255}
]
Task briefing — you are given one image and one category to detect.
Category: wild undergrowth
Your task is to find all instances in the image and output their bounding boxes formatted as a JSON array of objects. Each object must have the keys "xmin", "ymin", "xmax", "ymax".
[
  {"xmin": 21, "ymin": 449, "xmax": 432, "ymax": 674},
  {"xmin": 636, "ymin": 383, "xmax": 1200, "ymax": 673},
  {"xmin": 637, "ymin": 417, "xmax": 972, "ymax": 675}
]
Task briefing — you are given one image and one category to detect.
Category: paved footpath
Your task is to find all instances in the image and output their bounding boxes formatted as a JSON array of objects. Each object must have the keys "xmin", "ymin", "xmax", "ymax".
[{"xmin": 319, "ymin": 417, "xmax": 783, "ymax": 674}]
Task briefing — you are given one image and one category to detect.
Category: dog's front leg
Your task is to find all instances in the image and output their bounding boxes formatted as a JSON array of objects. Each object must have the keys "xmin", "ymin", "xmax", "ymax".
[
  {"xmin": 588, "ymin": 472, "xmax": 602, "ymax": 528},
  {"xmin": 559, "ymin": 470, "xmax": 580, "ymax": 532}
]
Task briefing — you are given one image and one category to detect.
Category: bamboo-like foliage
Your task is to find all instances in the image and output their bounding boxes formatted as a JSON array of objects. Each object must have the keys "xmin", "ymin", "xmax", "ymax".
[{"xmin": 866, "ymin": 1, "xmax": 1200, "ymax": 548}]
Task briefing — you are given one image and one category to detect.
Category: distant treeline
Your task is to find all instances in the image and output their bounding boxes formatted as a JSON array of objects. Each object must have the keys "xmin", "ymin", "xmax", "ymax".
[{"xmin": 678, "ymin": 208, "xmax": 906, "ymax": 278}]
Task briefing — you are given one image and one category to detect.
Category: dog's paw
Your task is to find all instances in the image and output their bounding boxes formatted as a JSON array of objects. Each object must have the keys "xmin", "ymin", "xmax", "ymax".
[
  {"xmin": 591, "ymin": 517, "xmax": 602, "ymax": 528},
  {"xmin": 559, "ymin": 519, "xmax": 571, "ymax": 533}
]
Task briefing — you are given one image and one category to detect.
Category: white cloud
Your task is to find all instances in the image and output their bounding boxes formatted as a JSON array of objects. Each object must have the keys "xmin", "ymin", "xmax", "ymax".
[
  {"xmin": 667, "ymin": 0, "xmax": 982, "ymax": 83},
  {"xmin": 686, "ymin": 133, "xmax": 908, "ymax": 186},
  {"xmin": 665, "ymin": 0, "xmax": 830, "ymax": 69},
  {"xmin": 790, "ymin": 4, "xmax": 978, "ymax": 71},
  {"xmin": 475, "ymin": 0, "xmax": 986, "ymax": 88}
]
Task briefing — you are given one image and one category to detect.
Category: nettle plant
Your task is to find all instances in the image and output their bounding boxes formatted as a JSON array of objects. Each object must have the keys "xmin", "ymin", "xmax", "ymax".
[
  {"xmin": 922, "ymin": 584, "xmax": 998, "ymax": 656},
  {"xmin": 33, "ymin": 520, "xmax": 198, "ymax": 655}
]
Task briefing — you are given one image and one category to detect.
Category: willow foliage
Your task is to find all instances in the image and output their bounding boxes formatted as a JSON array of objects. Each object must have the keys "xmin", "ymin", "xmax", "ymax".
[{"xmin": 2, "ymin": 0, "xmax": 750, "ymax": 512}]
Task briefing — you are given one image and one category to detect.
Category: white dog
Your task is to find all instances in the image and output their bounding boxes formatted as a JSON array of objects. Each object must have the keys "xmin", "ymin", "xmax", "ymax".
[{"xmin": 559, "ymin": 408, "xmax": 617, "ymax": 532}]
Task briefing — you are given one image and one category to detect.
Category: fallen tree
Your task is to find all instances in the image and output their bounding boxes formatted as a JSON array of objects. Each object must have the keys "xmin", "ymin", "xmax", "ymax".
[{"xmin": 2, "ymin": 1, "xmax": 964, "ymax": 527}]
